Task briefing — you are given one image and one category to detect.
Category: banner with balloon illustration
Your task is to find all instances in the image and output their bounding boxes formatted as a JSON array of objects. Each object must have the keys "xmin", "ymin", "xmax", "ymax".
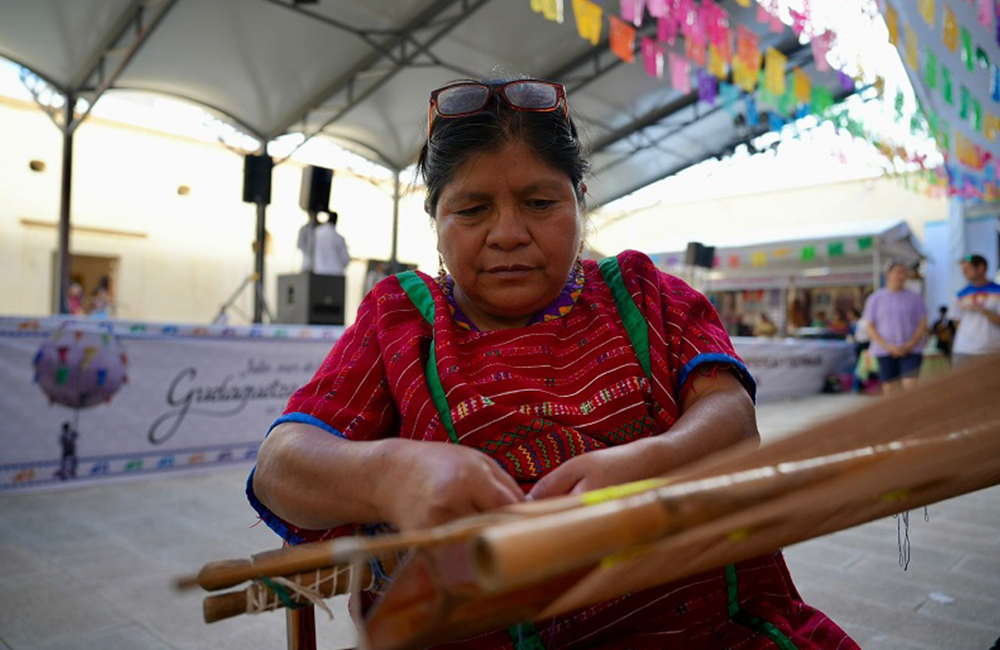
[{"xmin": 0, "ymin": 317, "xmax": 343, "ymax": 493}]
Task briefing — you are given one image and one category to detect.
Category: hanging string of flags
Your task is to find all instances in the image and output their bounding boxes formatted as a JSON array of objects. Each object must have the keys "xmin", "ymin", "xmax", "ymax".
[
  {"xmin": 527, "ymin": 0, "xmax": 999, "ymax": 203},
  {"xmin": 654, "ymin": 233, "xmax": 890, "ymax": 270},
  {"xmin": 880, "ymin": 0, "xmax": 999, "ymax": 203},
  {"xmin": 531, "ymin": 0, "xmax": 848, "ymax": 128}
]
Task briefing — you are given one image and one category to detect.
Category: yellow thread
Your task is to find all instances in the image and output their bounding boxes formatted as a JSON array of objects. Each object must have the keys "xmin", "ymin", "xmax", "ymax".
[
  {"xmin": 599, "ymin": 544, "xmax": 652, "ymax": 568},
  {"xmin": 881, "ymin": 489, "xmax": 910, "ymax": 503},
  {"xmin": 727, "ymin": 529, "xmax": 750, "ymax": 542},
  {"xmin": 580, "ymin": 478, "xmax": 671, "ymax": 506}
]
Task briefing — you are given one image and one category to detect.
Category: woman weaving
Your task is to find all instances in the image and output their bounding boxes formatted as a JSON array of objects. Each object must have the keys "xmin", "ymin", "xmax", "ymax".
[{"xmin": 249, "ymin": 78, "xmax": 858, "ymax": 649}]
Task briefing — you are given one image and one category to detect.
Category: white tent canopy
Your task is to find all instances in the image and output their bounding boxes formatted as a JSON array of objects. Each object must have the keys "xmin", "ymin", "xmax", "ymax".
[{"xmin": 1, "ymin": 0, "xmax": 853, "ymax": 201}]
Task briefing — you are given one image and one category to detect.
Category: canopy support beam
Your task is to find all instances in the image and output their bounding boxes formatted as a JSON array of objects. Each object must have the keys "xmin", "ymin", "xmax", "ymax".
[
  {"xmin": 70, "ymin": 0, "xmax": 180, "ymax": 133},
  {"xmin": 56, "ymin": 97, "xmax": 75, "ymax": 315},
  {"xmin": 390, "ymin": 171, "xmax": 401, "ymax": 273},
  {"xmin": 266, "ymin": 0, "xmax": 492, "ymax": 153}
]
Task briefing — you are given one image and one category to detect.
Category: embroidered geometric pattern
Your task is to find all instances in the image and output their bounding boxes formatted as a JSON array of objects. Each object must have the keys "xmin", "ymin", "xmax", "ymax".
[{"xmin": 592, "ymin": 414, "xmax": 657, "ymax": 447}]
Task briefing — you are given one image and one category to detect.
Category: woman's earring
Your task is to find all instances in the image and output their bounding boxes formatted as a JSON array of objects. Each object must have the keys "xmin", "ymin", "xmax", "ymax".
[{"xmin": 437, "ymin": 253, "xmax": 448, "ymax": 284}]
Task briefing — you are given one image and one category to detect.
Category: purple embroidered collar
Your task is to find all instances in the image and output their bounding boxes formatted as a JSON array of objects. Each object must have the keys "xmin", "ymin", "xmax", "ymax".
[{"xmin": 440, "ymin": 261, "xmax": 586, "ymax": 331}]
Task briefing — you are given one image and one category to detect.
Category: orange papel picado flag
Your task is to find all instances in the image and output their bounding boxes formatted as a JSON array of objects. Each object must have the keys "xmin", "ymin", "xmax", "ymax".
[
  {"xmin": 764, "ymin": 47, "xmax": 787, "ymax": 95},
  {"xmin": 904, "ymin": 25, "xmax": 919, "ymax": 70},
  {"xmin": 943, "ymin": 5, "xmax": 958, "ymax": 51},
  {"xmin": 883, "ymin": 2, "xmax": 899, "ymax": 46},
  {"xmin": 609, "ymin": 15, "xmax": 637, "ymax": 63},
  {"xmin": 531, "ymin": 0, "xmax": 565, "ymax": 24},
  {"xmin": 793, "ymin": 67, "xmax": 811, "ymax": 104},
  {"xmin": 708, "ymin": 44, "xmax": 727, "ymax": 78},
  {"xmin": 572, "ymin": 0, "xmax": 603, "ymax": 45},
  {"xmin": 918, "ymin": 0, "xmax": 935, "ymax": 27}
]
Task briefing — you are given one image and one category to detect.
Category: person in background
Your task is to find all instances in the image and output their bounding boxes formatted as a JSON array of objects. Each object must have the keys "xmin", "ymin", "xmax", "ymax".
[
  {"xmin": 88, "ymin": 276, "xmax": 115, "ymax": 318},
  {"xmin": 950, "ymin": 254, "xmax": 1000, "ymax": 366},
  {"xmin": 811, "ymin": 310, "xmax": 829, "ymax": 329},
  {"xmin": 929, "ymin": 305, "xmax": 956, "ymax": 361},
  {"xmin": 296, "ymin": 210, "xmax": 320, "ymax": 272},
  {"xmin": 862, "ymin": 261, "xmax": 927, "ymax": 395},
  {"xmin": 68, "ymin": 282, "xmax": 84, "ymax": 315},
  {"xmin": 846, "ymin": 307, "xmax": 871, "ymax": 392},
  {"xmin": 311, "ymin": 211, "xmax": 351, "ymax": 276},
  {"xmin": 752, "ymin": 311, "xmax": 778, "ymax": 337},
  {"xmin": 827, "ymin": 310, "xmax": 849, "ymax": 337},
  {"xmin": 56, "ymin": 421, "xmax": 78, "ymax": 480}
]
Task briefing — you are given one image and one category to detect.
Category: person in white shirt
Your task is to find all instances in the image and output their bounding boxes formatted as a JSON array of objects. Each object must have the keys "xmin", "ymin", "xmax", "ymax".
[
  {"xmin": 296, "ymin": 211, "xmax": 318, "ymax": 272},
  {"xmin": 950, "ymin": 254, "xmax": 1000, "ymax": 366},
  {"xmin": 297, "ymin": 211, "xmax": 350, "ymax": 275}
]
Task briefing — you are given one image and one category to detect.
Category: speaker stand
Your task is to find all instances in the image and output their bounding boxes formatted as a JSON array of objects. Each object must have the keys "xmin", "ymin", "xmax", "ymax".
[{"xmin": 213, "ymin": 273, "xmax": 273, "ymax": 325}]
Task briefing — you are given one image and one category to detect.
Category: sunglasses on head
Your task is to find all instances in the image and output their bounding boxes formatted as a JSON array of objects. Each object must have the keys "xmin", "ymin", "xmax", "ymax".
[{"xmin": 428, "ymin": 79, "xmax": 568, "ymax": 140}]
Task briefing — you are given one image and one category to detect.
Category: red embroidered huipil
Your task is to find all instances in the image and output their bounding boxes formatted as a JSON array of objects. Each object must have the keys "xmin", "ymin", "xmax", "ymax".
[{"xmin": 248, "ymin": 250, "xmax": 859, "ymax": 650}]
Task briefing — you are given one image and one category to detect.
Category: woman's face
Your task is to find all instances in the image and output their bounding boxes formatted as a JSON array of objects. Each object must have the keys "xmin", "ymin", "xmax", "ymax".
[{"xmin": 435, "ymin": 141, "xmax": 582, "ymax": 330}]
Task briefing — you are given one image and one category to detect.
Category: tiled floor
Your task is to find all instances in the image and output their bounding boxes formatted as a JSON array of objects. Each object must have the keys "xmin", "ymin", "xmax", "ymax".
[{"xmin": 1, "ymin": 392, "xmax": 997, "ymax": 650}]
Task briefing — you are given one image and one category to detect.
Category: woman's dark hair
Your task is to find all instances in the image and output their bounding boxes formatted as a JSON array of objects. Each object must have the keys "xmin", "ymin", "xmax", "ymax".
[{"xmin": 416, "ymin": 78, "xmax": 590, "ymax": 216}]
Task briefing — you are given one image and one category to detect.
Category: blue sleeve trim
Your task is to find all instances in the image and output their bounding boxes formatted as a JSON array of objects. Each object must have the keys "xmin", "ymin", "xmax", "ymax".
[
  {"xmin": 268, "ymin": 412, "xmax": 347, "ymax": 438},
  {"xmin": 249, "ymin": 412, "xmax": 347, "ymax": 545},
  {"xmin": 678, "ymin": 353, "xmax": 758, "ymax": 404},
  {"xmin": 245, "ymin": 467, "xmax": 306, "ymax": 545}
]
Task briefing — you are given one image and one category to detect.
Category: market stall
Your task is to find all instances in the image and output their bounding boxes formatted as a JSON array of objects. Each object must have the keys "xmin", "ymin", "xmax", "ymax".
[{"xmin": 650, "ymin": 219, "xmax": 925, "ymax": 335}]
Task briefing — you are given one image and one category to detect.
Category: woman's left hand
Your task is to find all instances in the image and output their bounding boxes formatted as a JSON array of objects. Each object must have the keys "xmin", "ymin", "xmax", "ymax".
[{"xmin": 526, "ymin": 440, "xmax": 662, "ymax": 500}]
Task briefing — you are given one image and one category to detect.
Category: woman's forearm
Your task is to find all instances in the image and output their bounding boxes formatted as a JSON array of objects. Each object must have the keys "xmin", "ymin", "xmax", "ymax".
[
  {"xmin": 253, "ymin": 423, "xmax": 400, "ymax": 530},
  {"xmin": 649, "ymin": 371, "xmax": 759, "ymax": 472}
]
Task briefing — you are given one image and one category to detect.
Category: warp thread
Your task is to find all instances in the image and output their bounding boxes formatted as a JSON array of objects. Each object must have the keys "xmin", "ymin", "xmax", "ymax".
[
  {"xmin": 894, "ymin": 506, "xmax": 929, "ymax": 571},
  {"xmin": 246, "ymin": 564, "xmax": 362, "ymax": 619}
]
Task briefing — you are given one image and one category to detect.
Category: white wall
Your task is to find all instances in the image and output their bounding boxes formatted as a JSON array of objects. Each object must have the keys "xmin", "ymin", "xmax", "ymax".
[{"xmin": 0, "ymin": 96, "xmax": 438, "ymax": 324}]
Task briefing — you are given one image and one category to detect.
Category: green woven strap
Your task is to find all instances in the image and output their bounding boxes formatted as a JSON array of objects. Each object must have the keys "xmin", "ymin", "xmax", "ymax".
[
  {"xmin": 396, "ymin": 272, "xmax": 460, "ymax": 444},
  {"xmin": 258, "ymin": 577, "xmax": 305, "ymax": 611},
  {"xmin": 597, "ymin": 256, "xmax": 652, "ymax": 382},
  {"xmin": 725, "ymin": 564, "xmax": 799, "ymax": 650}
]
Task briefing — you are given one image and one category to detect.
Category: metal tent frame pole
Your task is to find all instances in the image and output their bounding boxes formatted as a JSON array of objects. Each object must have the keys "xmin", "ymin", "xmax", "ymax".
[
  {"xmin": 56, "ymin": 96, "xmax": 75, "ymax": 314},
  {"xmin": 390, "ymin": 171, "xmax": 401, "ymax": 273},
  {"xmin": 254, "ymin": 201, "xmax": 268, "ymax": 324}
]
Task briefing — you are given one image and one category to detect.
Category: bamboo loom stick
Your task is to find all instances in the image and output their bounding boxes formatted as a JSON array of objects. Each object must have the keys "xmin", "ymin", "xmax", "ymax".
[
  {"xmin": 360, "ymin": 355, "xmax": 1000, "ymax": 649},
  {"xmin": 542, "ymin": 430, "xmax": 1000, "ymax": 617},
  {"xmin": 471, "ymin": 425, "xmax": 1000, "ymax": 592},
  {"xmin": 202, "ymin": 554, "xmax": 399, "ymax": 623},
  {"xmin": 178, "ymin": 483, "xmax": 632, "ymax": 593}
]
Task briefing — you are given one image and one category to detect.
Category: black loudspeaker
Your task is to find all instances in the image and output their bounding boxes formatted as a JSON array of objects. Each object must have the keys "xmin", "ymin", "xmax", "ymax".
[
  {"xmin": 243, "ymin": 154, "xmax": 274, "ymax": 205},
  {"xmin": 276, "ymin": 273, "xmax": 345, "ymax": 325},
  {"xmin": 299, "ymin": 165, "xmax": 334, "ymax": 213},
  {"xmin": 685, "ymin": 242, "xmax": 716, "ymax": 269}
]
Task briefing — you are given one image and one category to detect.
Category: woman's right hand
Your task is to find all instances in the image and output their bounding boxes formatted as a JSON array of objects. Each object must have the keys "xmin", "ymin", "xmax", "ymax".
[{"xmin": 374, "ymin": 439, "xmax": 525, "ymax": 531}]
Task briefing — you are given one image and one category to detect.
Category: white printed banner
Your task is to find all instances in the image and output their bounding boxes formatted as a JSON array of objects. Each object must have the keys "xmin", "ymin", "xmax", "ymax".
[
  {"xmin": 0, "ymin": 317, "xmax": 343, "ymax": 492},
  {"xmin": 734, "ymin": 337, "xmax": 854, "ymax": 402},
  {"xmin": 0, "ymin": 318, "xmax": 849, "ymax": 492}
]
